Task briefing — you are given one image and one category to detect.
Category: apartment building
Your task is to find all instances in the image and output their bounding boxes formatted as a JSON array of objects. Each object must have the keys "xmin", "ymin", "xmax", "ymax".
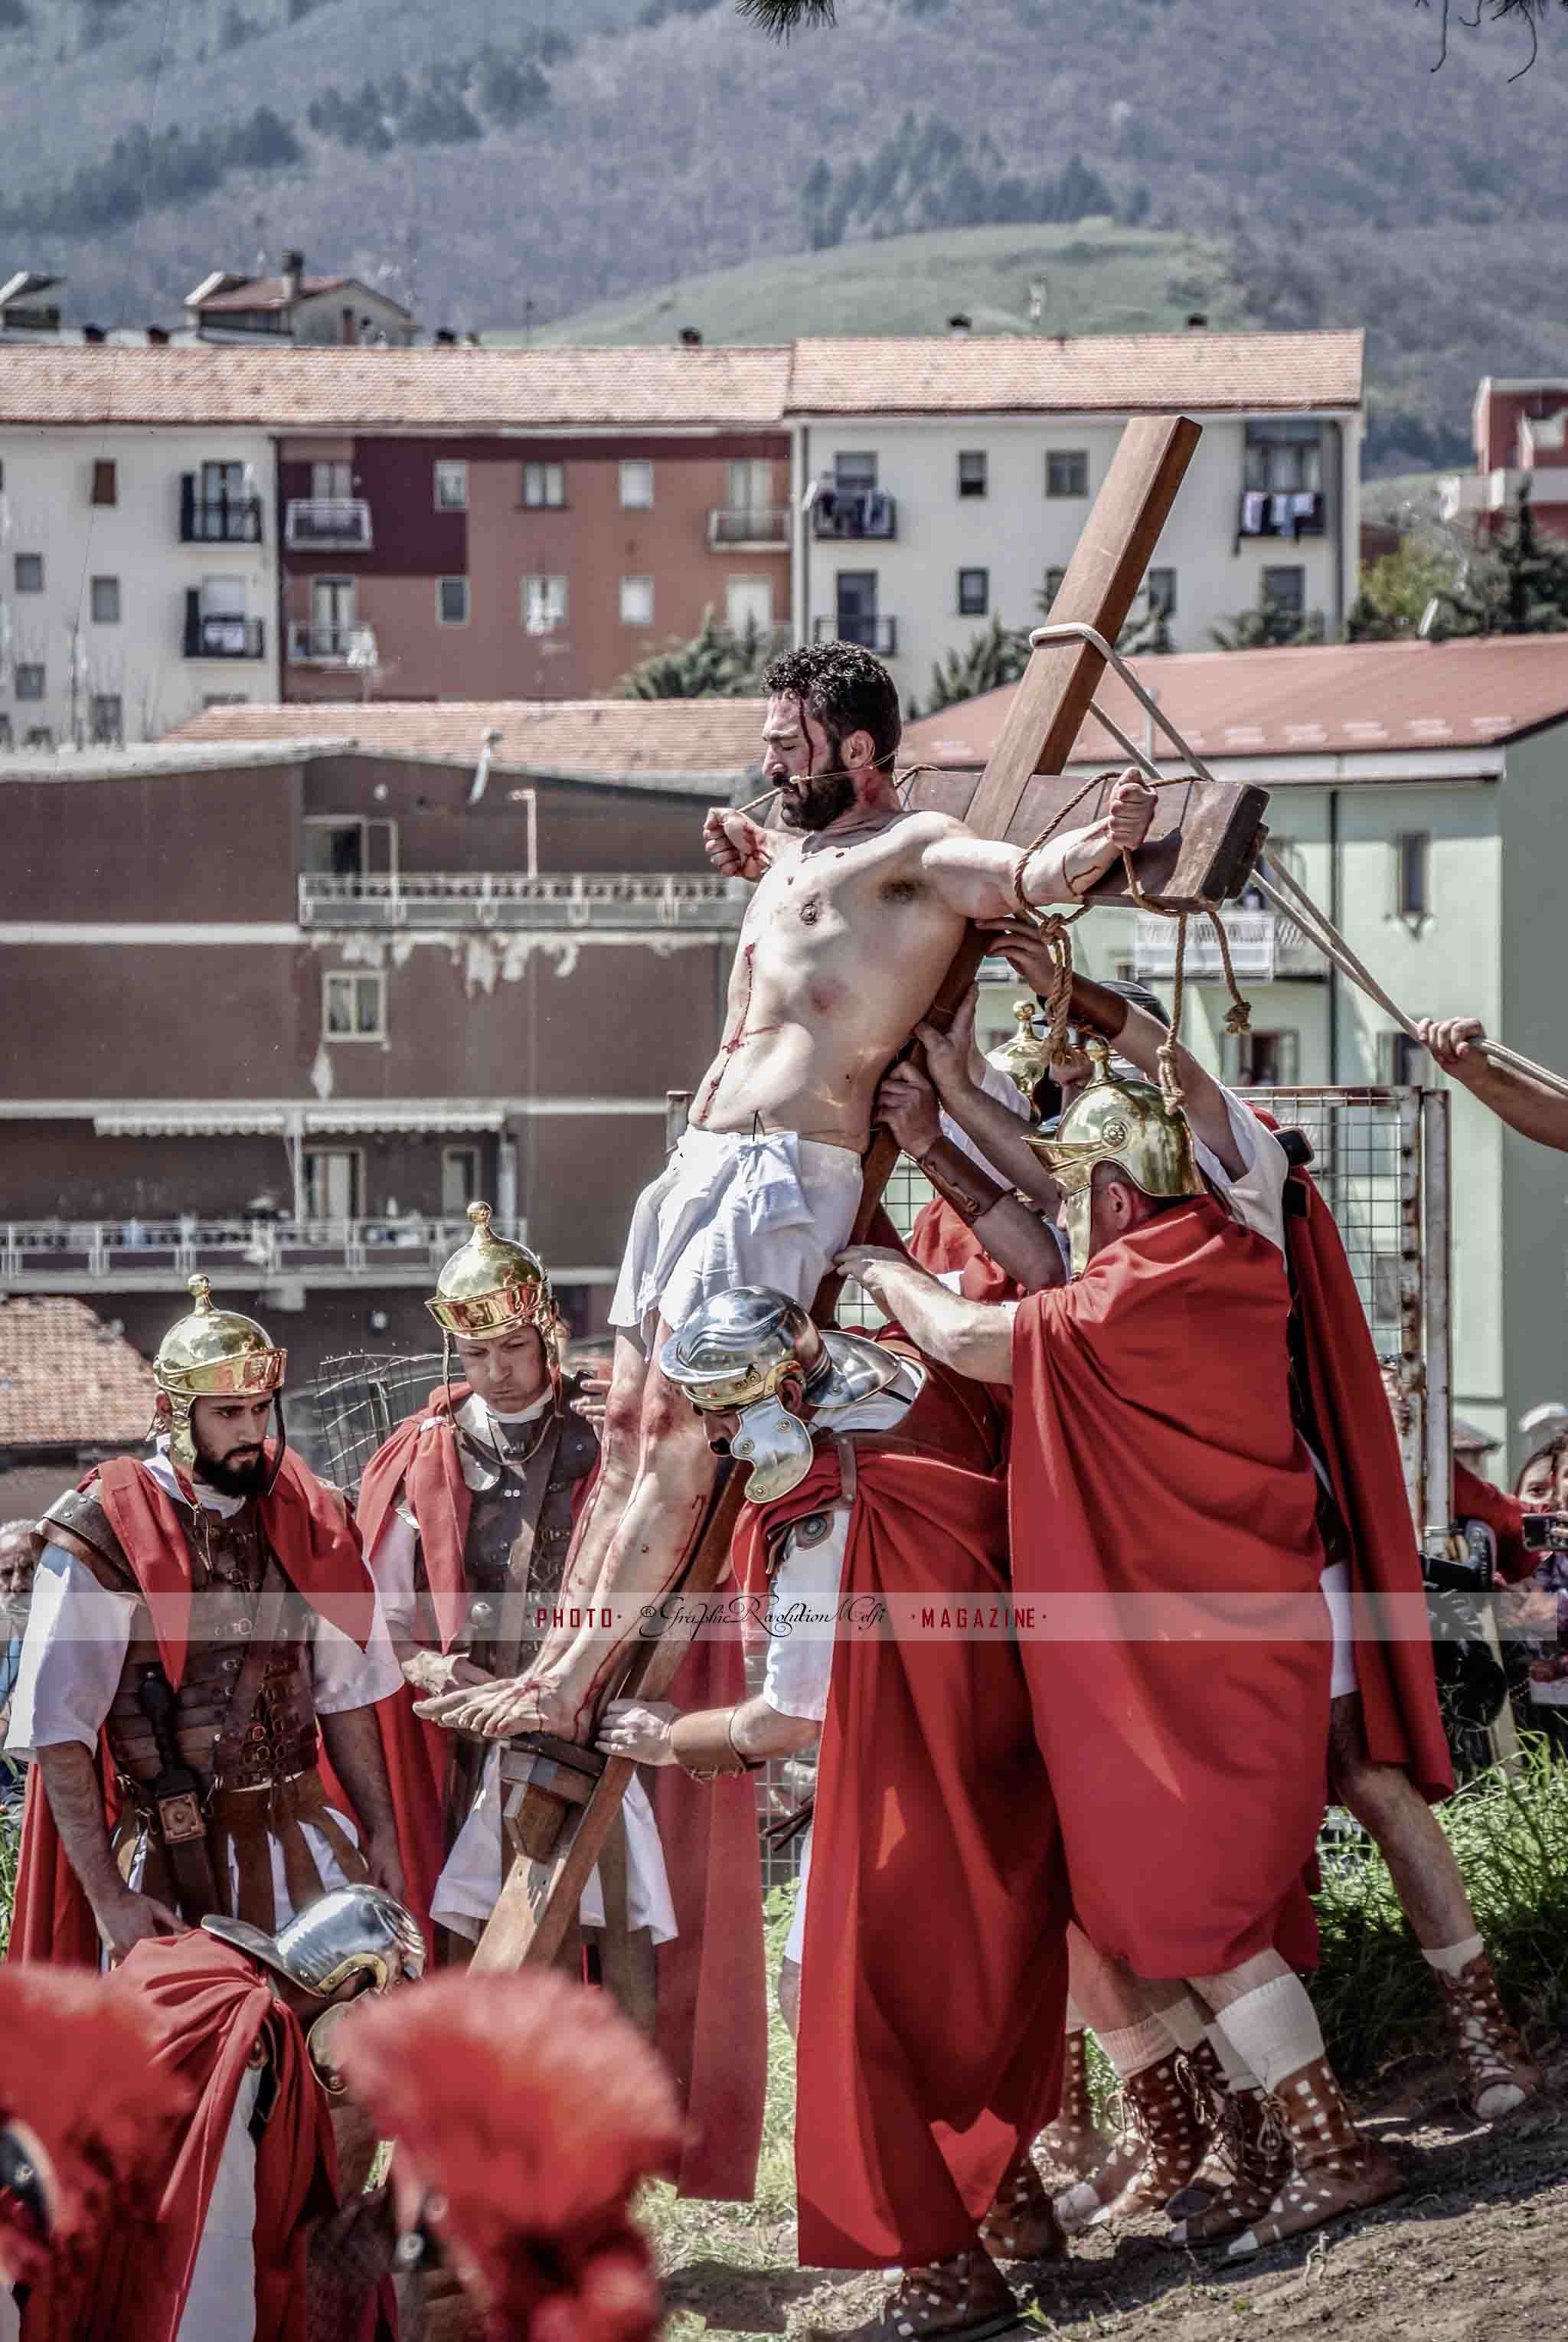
[
  {"xmin": 0, "ymin": 698, "xmax": 761, "ymax": 1388},
  {"xmin": 1440, "ymin": 376, "xmax": 1568, "ymax": 539},
  {"xmin": 185, "ymin": 250, "xmax": 417, "ymax": 346},
  {"xmin": 792, "ymin": 331, "xmax": 1363, "ymax": 698},
  {"xmin": 906, "ymin": 632, "xmax": 1568, "ymax": 1473}
]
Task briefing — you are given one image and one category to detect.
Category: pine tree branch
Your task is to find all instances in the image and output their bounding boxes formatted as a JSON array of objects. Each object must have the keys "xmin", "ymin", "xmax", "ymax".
[{"xmin": 735, "ymin": 0, "xmax": 838, "ymax": 38}]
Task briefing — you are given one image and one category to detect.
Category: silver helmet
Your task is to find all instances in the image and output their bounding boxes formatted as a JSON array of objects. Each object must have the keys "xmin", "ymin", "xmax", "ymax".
[
  {"xmin": 659, "ymin": 1286, "xmax": 903, "ymax": 1503},
  {"xmin": 204, "ymin": 1883, "xmax": 426, "ymax": 2000}
]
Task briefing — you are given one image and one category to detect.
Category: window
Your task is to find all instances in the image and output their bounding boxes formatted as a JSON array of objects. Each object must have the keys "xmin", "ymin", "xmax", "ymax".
[
  {"xmin": 1394, "ymin": 831, "xmax": 1430, "ymax": 919},
  {"xmin": 90, "ymin": 459, "xmax": 117, "ymax": 507},
  {"xmin": 619, "ymin": 460, "xmax": 654, "ymax": 510},
  {"xmin": 957, "ymin": 450, "xmax": 988, "ymax": 498},
  {"xmin": 1040, "ymin": 564, "xmax": 1067, "ymax": 611},
  {"xmin": 310, "ymin": 460, "xmax": 352, "ymax": 501},
  {"xmin": 1378, "ymin": 1031, "xmax": 1423, "ymax": 1086},
  {"xmin": 1263, "ymin": 565, "xmax": 1305, "ymax": 615},
  {"xmin": 434, "ymin": 459, "xmax": 469, "ymax": 511},
  {"xmin": 726, "ymin": 575, "xmax": 773, "ymax": 637},
  {"xmin": 90, "ymin": 575, "xmax": 120, "ymax": 624},
  {"xmin": 727, "ymin": 457, "xmax": 772, "ymax": 512},
  {"xmin": 89, "ymin": 694, "xmax": 122, "ymax": 744},
  {"xmin": 957, "ymin": 567, "xmax": 989, "ymax": 617},
  {"xmin": 322, "ymin": 970, "xmax": 385, "ymax": 1041},
  {"xmin": 302, "ymin": 1147, "xmax": 364, "ymax": 1220},
  {"xmin": 1229, "ymin": 1029, "xmax": 1299, "ymax": 1086},
  {"xmin": 436, "ymin": 577, "xmax": 470, "ymax": 626},
  {"xmin": 1244, "ymin": 420, "xmax": 1324, "ymax": 495},
  {"xmin": 305, "ymin": 821, "xmax": 366, "ymax": 877},
  {"xmin": 1046, "ymin": 449, "xmax": 1089, "ymax": 498},
  {"xmin": 1147, "ymin": 567, "xmax": 1178, "ymax": 617},
  {"xmin": 15, "ymin": 665, "xmax": 44, "ymax": 700},
  {"xmin": 522, "ymin": 574, "xmax": 567, "ymax": 634},
  {"xmin": 442, "ymin": 1145, "xmax": 481, "ymax": 1217},
  {"xmin": 833, "ymin": 451, "xmax": 877, "ymax": 492},
  {"xmin": 522, "ymin": 461, "xmax": 565, "ymax": 508},
  {"xmin": 619, "ymin": 575, "xmax": 655, "ymax": 626},
  {"xmin": 15, "ymin": 553, "xmax": 43, "ymax": 593}
]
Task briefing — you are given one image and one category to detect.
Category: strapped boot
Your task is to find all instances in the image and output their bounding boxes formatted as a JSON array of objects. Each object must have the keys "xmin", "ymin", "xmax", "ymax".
[
  {"xmin": 977, "ymin": 2146, "xmax": 1067, "ymax": 2263},
  {"xmin": 1037, "ymin": 2030, "xmax": 1112, "ymax": 2181},
  {"xmin": 841, "ymin": 2248, "xmax": 1021, "ymax": 2342},
  {"xmin": 1164, "ymin": 2038, "xmax": 1227, "ymax": 2219},
  {"xmin": 1167, "ymin": 2089, "xmax": 1293, "ymax": 2247},
  {"xmin": 1054, "ymin": 2050, "xmax": 1209, "ymax": 2235},
  {"xmin": 1434, "ymin": 1951, "xmax": 1541, "ymax": 2122},
  {"xmin": 1224, "ymin": 2055, "xmax": 1401, "ymax": 2256}
]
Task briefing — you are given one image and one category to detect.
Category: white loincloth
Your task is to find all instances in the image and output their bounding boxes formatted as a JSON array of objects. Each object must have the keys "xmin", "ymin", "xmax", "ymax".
[
  {"xmin": 1319, "ymin": 1558, "xmax": 1359, "ymax": 1700},
  {"xmin": 432, "ymin": 1749, "xmax": 678, "ymax": 1945},
  {"xmin": 177, "ymin": 2063, "xmax": 263, "ymax": 2342},
  {"xmin": 609, "ymin": 1127, "xmax": 863, "ymax": 1347}
]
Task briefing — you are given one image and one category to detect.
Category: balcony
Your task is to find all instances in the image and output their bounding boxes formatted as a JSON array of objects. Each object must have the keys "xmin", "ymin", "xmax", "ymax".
[
  {"xmin": 812, "ymin": 482, "xmax": 897, "ymax": 541},
  {"xmin": 183, "ymin": 594, "xmax": 264, "ymax": 659},
  {"xmin": 298, "ymin": 870, "xmax": 745, "ymax": 933},
  {"xmin": 1132, "ymin": 909, "xmax": 1321, "ymax": 985},
  {"xmin": 708, "ymin": 505, "xmax": 790, "ymax": 550},
  {"xmin": 1237, "ymin": 488, "xmax": 1325, "ymax": 540},
  {"xmin": 180, "ymin": 476, "xmax": 262, "ymax": 543},
  {"xmin": 0, "ymin": 1216, "xmax": 496, "ymax": 1295},
  {"xmin": 814, "ymin": 612, "xmax": 897, "ymax": 655},
  {"xmin": 289, "ymin": 622, "xmax": 358, "ymax": 665},
  {"xmin": 1436, "ymin": 467, "xmax": 1560, "ymax": 522},
  {"xmin": 284, "ymin": 497, "xmax": 374, "ymax": 551}
]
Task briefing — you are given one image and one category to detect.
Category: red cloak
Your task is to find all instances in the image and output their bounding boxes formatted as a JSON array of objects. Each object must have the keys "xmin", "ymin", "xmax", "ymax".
[
  {"xmin": 8, "ymin": 1449, "xmax": 379, "ymax": 1971},
  {"xmin": 906, "ymin": 1197, "xmax": 1027, "ymax": 1307},
  {"xmin": 1265, "ymin": 1120, "xmax": 1455, "ymax": 1801},
  {"xmin": 1010, "ymin": 1198, "xmax": 1331, "ymax": 1980},
  {"xmin": 733, "ymin": 1349, "xmax": 1070, "ymax": 2269},
  {"xmin": 21, "ymin": 1932, "xmax": 343, "ymax": 2342},
  {"xmin": 356, "ymin": 1388, "xmax": 769, "ymax": 2203}
]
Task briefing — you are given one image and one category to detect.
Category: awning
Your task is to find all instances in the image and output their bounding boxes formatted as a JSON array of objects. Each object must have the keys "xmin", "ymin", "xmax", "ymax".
[
  {"xmin": 91, "ymin": 1105, "xmax": 505, "ymax": 1139},
  {"xmin": 94, "ymin": 1109, "xmax": 289, "ymax": 1138},
  {"xmin": 303, "ymin": 1107, "xmax": 505, "ymax": 1135}
]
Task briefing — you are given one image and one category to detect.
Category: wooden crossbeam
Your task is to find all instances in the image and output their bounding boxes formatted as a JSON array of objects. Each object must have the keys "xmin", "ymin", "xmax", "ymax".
[{"xmin": 472, "ymin": 412, "xmax": 1214, "ymax": 1976}]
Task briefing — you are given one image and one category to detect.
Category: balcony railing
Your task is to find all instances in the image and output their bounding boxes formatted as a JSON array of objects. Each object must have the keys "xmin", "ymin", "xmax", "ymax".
[
  {"xmin": 288, "ymin": 622, "xmax": 358, "ymax": 664},
  {"xmin": 284, "ymin": 497, "xmax": 374, "ymax": 550},
  {"xmin": 298, "ymin": 870, "xmax": 745, "ymax": 933},
  {"xmin": 812, "ymin": 482, "xmax": 897, "ymax": 540},
  {"xmin": 1132, "ymin": 909, "xmax": 1321, "ymax": 985},
  {"xmin": 183, "ymin": 594, "xmax": 264, "ymax": 658},
  {"xmin": 708, "ymin": 505, "xmax": 790, "ymax": 549},
  {"xmin": 1237, "ymin": 488, "xmax": 1325, "ymax": 540},
  {"xmin": 0, "ymin": 1216, "xmax": 508, "ymax": 1291},
  {"xmin": 814, "ymin": 612, "xmax": 897, "ymax": 655},
  {"xmin": 180, "ymin": 476, "xmax": 263, "ymax": 543}
]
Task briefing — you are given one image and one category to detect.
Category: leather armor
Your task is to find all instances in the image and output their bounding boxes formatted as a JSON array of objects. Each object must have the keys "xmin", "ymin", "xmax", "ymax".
[{"xmin": 417, "ymin": 1400, "xmax": 599, "ymax": 1673}]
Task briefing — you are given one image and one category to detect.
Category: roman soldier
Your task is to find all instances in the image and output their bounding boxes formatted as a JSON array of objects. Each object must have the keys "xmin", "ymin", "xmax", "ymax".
[
  {"xmin": 356, "ymin": 1205, "xmax": 768, "ymax": 2202},
  {"xmin": 5, "ymin": 1276, "xmax": 406, "ymax": 1968}
]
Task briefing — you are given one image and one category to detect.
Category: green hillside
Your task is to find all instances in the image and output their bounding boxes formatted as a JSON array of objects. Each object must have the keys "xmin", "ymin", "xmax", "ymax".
[{"xmin": 493, "ymin": 220, "xmax": 1255, "ymax": 348}]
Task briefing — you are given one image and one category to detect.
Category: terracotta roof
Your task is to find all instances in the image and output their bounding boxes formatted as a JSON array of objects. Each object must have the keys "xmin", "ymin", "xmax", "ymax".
[
  {"xmin": 0, "ymin": 1297, "xmax": 154, "ymax": 1448},
  {"xmin": 169, "ymin": 697, "xmax": 768, "ymax": 781},
  {"xmin": 788, "ymin": 330, "xmax": 1364, "ymax": 416},
  {"xmin": 192, "ymin": 272, "xmax": 354, "ymax": 313},
  {"xmin": 903, "ymin": 635, "xmax": 1568, "ymax": 769},
  {"xmin": 0, "ymin": 345, "xmax": 795, "ymax": 431}
]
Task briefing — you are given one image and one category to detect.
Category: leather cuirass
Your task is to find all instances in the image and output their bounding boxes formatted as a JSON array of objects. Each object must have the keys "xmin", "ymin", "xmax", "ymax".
[
  {"xmin": 41, "ymin": 1485, "xmax": 318, "ymax": 1799},
  {"xmin": 438, "ymin": 1401, "xmax": 598, "ymax": 1670}
]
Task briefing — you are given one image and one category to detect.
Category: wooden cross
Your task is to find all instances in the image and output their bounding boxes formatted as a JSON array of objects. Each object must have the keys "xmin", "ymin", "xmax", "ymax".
[{"xmin": 472, "ymin": 411, "xmax": 1269, "ymax": 1974}]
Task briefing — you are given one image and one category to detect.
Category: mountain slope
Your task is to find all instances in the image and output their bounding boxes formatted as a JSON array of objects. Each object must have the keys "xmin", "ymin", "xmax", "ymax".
[{"xmin": 1, "ymin": 0, "xmax": 1563, "ymax": 469}]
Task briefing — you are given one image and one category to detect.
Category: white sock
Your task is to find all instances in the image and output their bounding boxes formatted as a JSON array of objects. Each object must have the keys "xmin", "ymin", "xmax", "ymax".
[
  {"xmin": 1205, "ymin": 2019, "xmax": 1263, "ymax": 2092},
  {"xmin": 1422, "ymin": 1934, "xmax": 1484, "ymax": 1978},
  {"xmin": 1097, "ymin": 2015, "xmax": 1172, "ymax": 2081},
  {"xmin": 1152, "ymin": 1991, "xmax": 1208, "ymax": 2054},
  {"xmin": 1065, "ymin": 1999, "xmax": 1087, "ymax": 2035},
  {"xmin": 1213, "ymin": 1975, "xmax": 1325, "ymax": 2097}
]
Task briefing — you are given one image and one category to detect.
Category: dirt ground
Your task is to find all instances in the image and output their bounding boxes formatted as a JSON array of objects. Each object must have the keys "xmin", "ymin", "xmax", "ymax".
[{"xmin": 659, "ymin": 2044, "xmax": 1568, "ymax": 2342}]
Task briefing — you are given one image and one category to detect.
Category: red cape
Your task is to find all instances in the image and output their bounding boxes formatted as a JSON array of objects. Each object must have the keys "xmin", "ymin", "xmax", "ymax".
[
  {"xmin": 1010, "ymin": 1199, "xmax": 1331, "ymax": 1979},
  {"xmin": 8, "ymin": 1450, "xmax": 378, "ymax": 1971},
  {"xmin": 906, "ymin": 1196, "xmax": 1027, "ymax": 1307},
  {"xmin": 1266, "ymin": 1119, "xmax": 1454, "ymax": 1801},
  {"xmin": 357, "ymin": 1391, "xmax": 769, "ymax": 2203},
  {"xmin": 21, "ymin": 1932, "xmax": 341, "ymax": 2342},
  {"xmin": 735, "ymin": 1350, "xmax": 1069, "ymax": 2269}
]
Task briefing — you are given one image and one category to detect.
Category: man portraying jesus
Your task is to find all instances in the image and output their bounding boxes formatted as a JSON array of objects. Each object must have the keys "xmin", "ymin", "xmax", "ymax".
[{"xmin": 415, "ymin": 640, "xmax": 1156, "ymax": 1752}]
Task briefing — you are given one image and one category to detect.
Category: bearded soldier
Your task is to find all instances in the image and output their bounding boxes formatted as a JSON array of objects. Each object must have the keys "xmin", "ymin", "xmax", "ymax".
[
  {"xmin": 356, "ymin": 1207, "xmax": 767, "ymax": 2199},
  {"xmin": 5, "ymin": 1278, "xmax": 405, "ymax": 1967}
]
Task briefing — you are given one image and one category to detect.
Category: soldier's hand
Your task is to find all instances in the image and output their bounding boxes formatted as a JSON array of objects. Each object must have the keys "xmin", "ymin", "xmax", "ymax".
[
  {"xmin": 875, "ymin": 1061, "xmax": 941, "ymax": 1158},
  {"xmin": 96, "ymin": 1885, "xmax": 182, "ymax": 1965},
  {"xmin": 915, "ymin": 990, "xmax": 981, "ymax": 1102},
  {"xmin": 835, "ymin": 1245, "xmax": 915, "ymax": 1312},
  {"xmin": 596, "ymin": 1699, "xmax": 678, "ymax": 1765},
  {"xmin": 361, "ymin": 1828, "xmax": 406, "ymax": 1903},
  {"xmin": 577, "ymin": 1374, "xmax": 611, "ymax": 1435},
  {"xmin": 1418, "ymin": 1015, "xmax": 1487, "ymax": 1079},
  {"xmin": 703, "ymin": 806, "xmax": 768, "ymax": 883}
]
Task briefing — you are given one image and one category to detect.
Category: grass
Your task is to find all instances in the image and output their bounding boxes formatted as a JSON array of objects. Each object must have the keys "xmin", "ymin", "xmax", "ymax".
[
  {"xmin": 492, "ymin": 221, "xmax": 1256, "ymax": 351},
  {"xmin": 0, "ymin": 1800, "xmax": 16, "ymax": 1960}
]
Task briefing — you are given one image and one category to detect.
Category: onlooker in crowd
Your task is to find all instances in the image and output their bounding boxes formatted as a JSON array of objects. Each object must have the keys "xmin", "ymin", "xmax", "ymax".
[
  {"xmin": 1419, "ymin": 1017, "xmax": 1568, "ymax": 1151},
  {"xmin": 0, "ymin": 1522, "xmax": 34, "ymax": 1814}
]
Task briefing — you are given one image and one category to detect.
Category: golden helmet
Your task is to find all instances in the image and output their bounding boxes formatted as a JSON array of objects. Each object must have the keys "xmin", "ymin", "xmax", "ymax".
[
  {"xmin": 426, "ymin": 1202, "xmax": 560, "ymax": 1354},
  {"xmin": 1026, "ymin": 1036, "xmax": 1204, "ymax": 1275},
  {"xmin": 985, "ymin": 998, "xmax": 1050, "ymax": 1101},
  {"xmin": 153, "ymin": 1275, "xmax": 286, "ymax": 1474}
]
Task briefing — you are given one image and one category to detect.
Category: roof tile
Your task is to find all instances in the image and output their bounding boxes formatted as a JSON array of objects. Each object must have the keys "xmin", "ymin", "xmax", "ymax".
[
  {"xmin": 170, "ymin": 697, "xmax": 769, "ymax": 778},
  {"xmin": 787, "ymin": 329, "xmax": 1364, "ymax": 416},
  {"xmin": 0, "ymin": 1297, "xmax": 155, "ymax": 1448}
]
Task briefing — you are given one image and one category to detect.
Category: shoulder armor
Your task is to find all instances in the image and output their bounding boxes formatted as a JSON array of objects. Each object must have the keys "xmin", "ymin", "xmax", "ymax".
[{"xmin": 38, "ymin": 1483, "xmax": 133, "ymax": 1588}]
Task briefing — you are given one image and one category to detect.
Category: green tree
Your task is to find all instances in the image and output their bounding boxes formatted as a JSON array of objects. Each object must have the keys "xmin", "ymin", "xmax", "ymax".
[
  {"xmin": 1345, "ymin": 537, "xmax": 1462, "ymax": 642},
  {"xmin": 1424, "ymin": 491, "xmax": 1568, "ymax": 638},
  {"xmin": 917, "ymin": 616, "xmax": 1031, "ymax": 716},
  {"xmin": 615, "ymin": 612, "xmax": 771, "ymax": 699},
  {"xmin": 1208, "ymin": 590, "xmax": 1326, "ymax": 652}
]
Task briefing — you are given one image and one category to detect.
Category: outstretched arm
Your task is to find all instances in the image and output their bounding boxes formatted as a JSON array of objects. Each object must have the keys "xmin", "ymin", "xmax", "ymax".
[
  {"xmin": 914, "ymin": 991, "xmax": 1063, "ymax": 1219},
  {"xmin": 920, "ymin": 771, "xmax": 1157, "ymax": 919},
  {"xmin": 836, "ymin": 1246, "xmax": 1017, "ymax": 1383},
  {"xmin": 876, "ymin": 1060, "xmax": 1064, "ymax": 1293},
  {"xmin": 1419, "ymin": 1017, "xmax": 1568, "ymax": 1154}
]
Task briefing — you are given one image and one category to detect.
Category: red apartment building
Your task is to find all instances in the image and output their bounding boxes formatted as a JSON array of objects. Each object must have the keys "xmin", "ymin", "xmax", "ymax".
[
  {"xmin": 0, "ymin": 699, "xmax": 763, "ymax": 1397},
  {"xmin": 1441, "ymin": 377, "xmax": 1568, "ymax": 539}
]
